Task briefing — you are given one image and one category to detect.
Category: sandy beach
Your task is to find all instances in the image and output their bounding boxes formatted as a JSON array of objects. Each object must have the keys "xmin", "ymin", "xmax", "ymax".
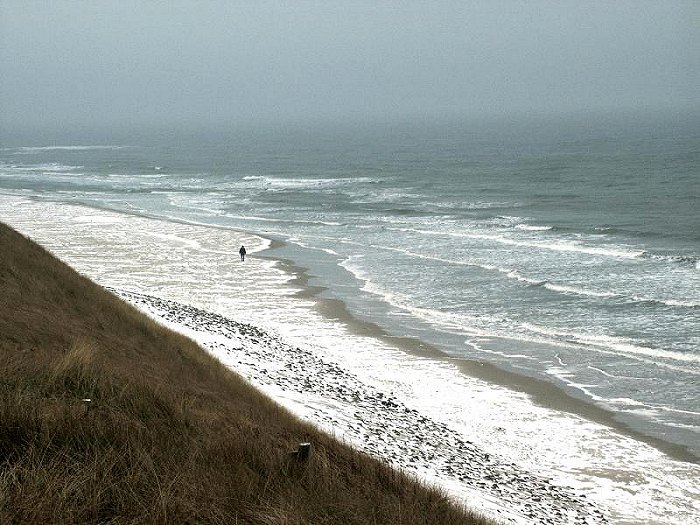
[
  {"xmin": 115, "ymin": 288, "xmax": 607, "ymax": 525},
  {"xmin": 1, "ymin": 196, "xmax": 699, "ymax": 524}
]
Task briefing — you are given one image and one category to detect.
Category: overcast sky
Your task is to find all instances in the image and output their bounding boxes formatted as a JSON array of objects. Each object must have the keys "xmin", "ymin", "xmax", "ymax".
[{"xmin": 1, "ymin": 1, "xmax": 698, "ymax": 130}]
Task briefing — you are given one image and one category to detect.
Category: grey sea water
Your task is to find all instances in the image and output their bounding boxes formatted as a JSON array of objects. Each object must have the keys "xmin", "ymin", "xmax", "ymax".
[{"xmin": 1, "ymin": 112, "xmax": 698, "ymax": 457}]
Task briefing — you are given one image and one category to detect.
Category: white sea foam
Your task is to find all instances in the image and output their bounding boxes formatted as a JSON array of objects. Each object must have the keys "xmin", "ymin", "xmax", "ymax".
[
  {"xmin": 638, "ymin": 297, "xmax": 700, "ymax": 309},
  {"xmin": 338, "ymin": 253, "xmax": 700, "ymax": 374},
  {"xmin": 220, "ymin": 213, "xmax": 288, "ymax": 223},
  {"xmin": 621, "ymin": 402, "xmax": 700, "ymax": 418},
  {"xmin": 145, "ymin": 232, "xmax": 203, "ymax": 250},
  {"xmin": 0, "ymin": 162, "xmax": 83, "ymax": 173},
  {"xmin": 387, "ymin": 226, "xmax": 646, "ymax": 259},
  {"xmin": 339, "ymin": 254, "xmax": 372, "ymax": 284},
  {"xmin": 587, "ymin": 365, "xmax": 621, "ymax": 378},
  {"xmin": 293, "ymin": 240, "xmax": 341, "ymax": 257},
  {"xmin": 220, "ymin": 212, "xmax": 344, "ymax": 229},
  {"xmin": 497, "ymin": 271, "xmax": 698, "ymax": 308},
  {"xmin": 462, "ymin": 201, "xmax": 523, "ymax": 210},
  {"xmin": 465, "ymin": 340, "xmax": 538, "ymax": 361},
  {"xmin": 543, "ymin": 282, "xmax": 619, "ymax": 298},
  {"xmin": 72, "ymin": 214, "xmax": 123, "ymax": 225},
  {"xmin": 353, "ymin": 191, "xmax": 426, "ymax": 204},
  {"xmin": 475, "ymin": 233, "xmax": 647, "ymax": 259},
  {"xmin": 241, "ymin": 175, "xmax": 375, "ymax": 188},
  {"xmin": 506, "ymin": 270, "xmax": 544, "ymax": 286},
  {"xmin": 279, "ymin": 237, "xmax": 700, "ymax": 377},
  {"xmin": 17, "ymin": 145, "xmax": 127, "ymax": 151},
  {"xmin": 521, "ymin": 323, "xmax": 700, "ymax": 365},
  {"xmin": 325, "ymin": 238, "xmax": 645, "ymax": 304},
  {"xmin": 1, "ymin": 195, "xmax": 699, "ymax": 524},
  {"xmin": 514, "ymin": 223, "xmax": 554, "ymax": 231}
]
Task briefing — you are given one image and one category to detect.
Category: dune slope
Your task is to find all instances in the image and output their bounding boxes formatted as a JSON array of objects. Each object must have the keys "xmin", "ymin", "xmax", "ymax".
[{"xmin": 0, "ymin": 222, "xmax": 488, "ymax": 525}]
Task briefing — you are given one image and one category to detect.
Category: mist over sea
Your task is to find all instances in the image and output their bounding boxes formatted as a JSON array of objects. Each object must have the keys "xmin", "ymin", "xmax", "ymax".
[{"xmin": 1, "ymin": 112, "xmax": 698, "ymax": 458}]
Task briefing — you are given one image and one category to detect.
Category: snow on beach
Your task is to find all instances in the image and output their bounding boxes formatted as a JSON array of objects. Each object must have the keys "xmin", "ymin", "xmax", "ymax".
[{"xmin": 1, "ymin": 196, "xmax": 699, "ymax": 524}]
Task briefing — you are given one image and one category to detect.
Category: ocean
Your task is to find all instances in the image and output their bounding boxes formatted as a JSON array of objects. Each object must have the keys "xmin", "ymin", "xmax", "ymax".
[{"xmin": 1, "ymin": 112, "xmax": 698, "ymax": 523}]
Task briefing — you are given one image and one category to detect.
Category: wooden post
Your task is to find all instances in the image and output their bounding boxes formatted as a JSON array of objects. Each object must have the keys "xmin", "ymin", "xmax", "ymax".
[
  {"xmin": 297, "ymin": 442, "xmax": 311, "ymax": 461},
  {"xmin": 290, "ymin": 442, "xmax": 312, "ymax": 461},
  {"xmin": 82, "ymin": 398, "xmax": 92, "ymax": 414}
]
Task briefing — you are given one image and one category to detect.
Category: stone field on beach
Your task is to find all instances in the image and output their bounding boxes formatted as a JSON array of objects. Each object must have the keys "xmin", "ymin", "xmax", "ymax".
[{"xmin": 116, "ymin": 289, "xmax": 609, "ymax": 525}]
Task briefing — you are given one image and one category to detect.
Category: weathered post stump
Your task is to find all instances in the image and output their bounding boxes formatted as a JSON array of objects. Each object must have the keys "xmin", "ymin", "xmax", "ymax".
[
  {"xmin": 290, "ymin": 442, "xmax": 312, "ymax": 461},
  {"xmin": 297, "ymin": 442, "xmax": 311, "ymax": 461}
]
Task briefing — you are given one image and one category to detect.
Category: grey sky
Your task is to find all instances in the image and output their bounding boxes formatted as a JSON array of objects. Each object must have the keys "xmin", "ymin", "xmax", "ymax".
[{"xmin": 1, "ymin": 1, "xmax": 698, "ymax": 130}]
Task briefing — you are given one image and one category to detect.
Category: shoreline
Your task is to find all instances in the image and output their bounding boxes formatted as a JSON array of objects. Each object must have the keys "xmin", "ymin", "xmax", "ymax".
[
  {"xmin": 2, "ymin": 195, "xmax": 699, "ymax": 523},
  {"xmin": 2, "ymin": 219, "xmax": 495, "ymax": 525},
  {"xmin": 116, "ymin": 287, "xmax": 610, "ymax": 525},
  {"xmin": 258, "ymin": 240, "xmax": 699, "ymax": 465},
  {"xmin": 13, "ymin": 192, "xmax": 696, "ymax": 464}
]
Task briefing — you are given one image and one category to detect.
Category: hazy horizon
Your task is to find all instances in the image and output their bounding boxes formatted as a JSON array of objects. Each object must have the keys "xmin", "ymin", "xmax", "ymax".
[{"xmin": 1, "ymin": 2, "xmax": 698, "ymax": 134}]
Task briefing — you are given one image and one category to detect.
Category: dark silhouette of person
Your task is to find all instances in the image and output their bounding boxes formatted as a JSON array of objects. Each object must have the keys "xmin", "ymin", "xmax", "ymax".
[{"xmin": 239, "ymin": 245, "xmax": 247, "ymax": 261}]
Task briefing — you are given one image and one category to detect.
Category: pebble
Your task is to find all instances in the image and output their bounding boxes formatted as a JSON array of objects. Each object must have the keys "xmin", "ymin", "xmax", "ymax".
[{"xmin": 115, "ymin": 288, "xmax": 610, "ymax": 525}]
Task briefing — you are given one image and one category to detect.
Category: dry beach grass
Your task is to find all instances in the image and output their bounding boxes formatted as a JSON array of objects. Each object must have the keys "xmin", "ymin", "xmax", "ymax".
[{"xmin": 0, "ymin": 222, "xmax": 490, "ymax": 525}]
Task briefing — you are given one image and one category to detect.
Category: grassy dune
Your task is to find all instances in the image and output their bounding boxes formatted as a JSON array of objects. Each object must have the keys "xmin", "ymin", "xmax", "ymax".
[{"xmin": 0, "ymin": 222, "xmax": 490, "ymax": 524}]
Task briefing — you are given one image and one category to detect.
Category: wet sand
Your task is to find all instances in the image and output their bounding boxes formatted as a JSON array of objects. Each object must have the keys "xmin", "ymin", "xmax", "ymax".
[
  {"xmin": 2, "ymin": 196, "xmax": 697, "ymax": 523},
  {"xmin": 116, "ymin": 288, "xmax": 610, "ymax": 525},
  {"xmin": 258, "ymin": 240, "xmax": 699, "ymax": 465}
]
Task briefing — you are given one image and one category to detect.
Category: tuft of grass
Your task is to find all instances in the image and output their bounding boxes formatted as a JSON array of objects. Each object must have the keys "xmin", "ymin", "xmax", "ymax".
[{"xmin": 0, "ymin": 222, "xmax": 493, "ymax": 524}]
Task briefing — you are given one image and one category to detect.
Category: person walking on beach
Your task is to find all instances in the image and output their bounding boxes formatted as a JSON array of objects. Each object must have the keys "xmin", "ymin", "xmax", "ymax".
[{"xmin": 239, "ymin": 245, "xmax": 247, "ymax": 262}]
